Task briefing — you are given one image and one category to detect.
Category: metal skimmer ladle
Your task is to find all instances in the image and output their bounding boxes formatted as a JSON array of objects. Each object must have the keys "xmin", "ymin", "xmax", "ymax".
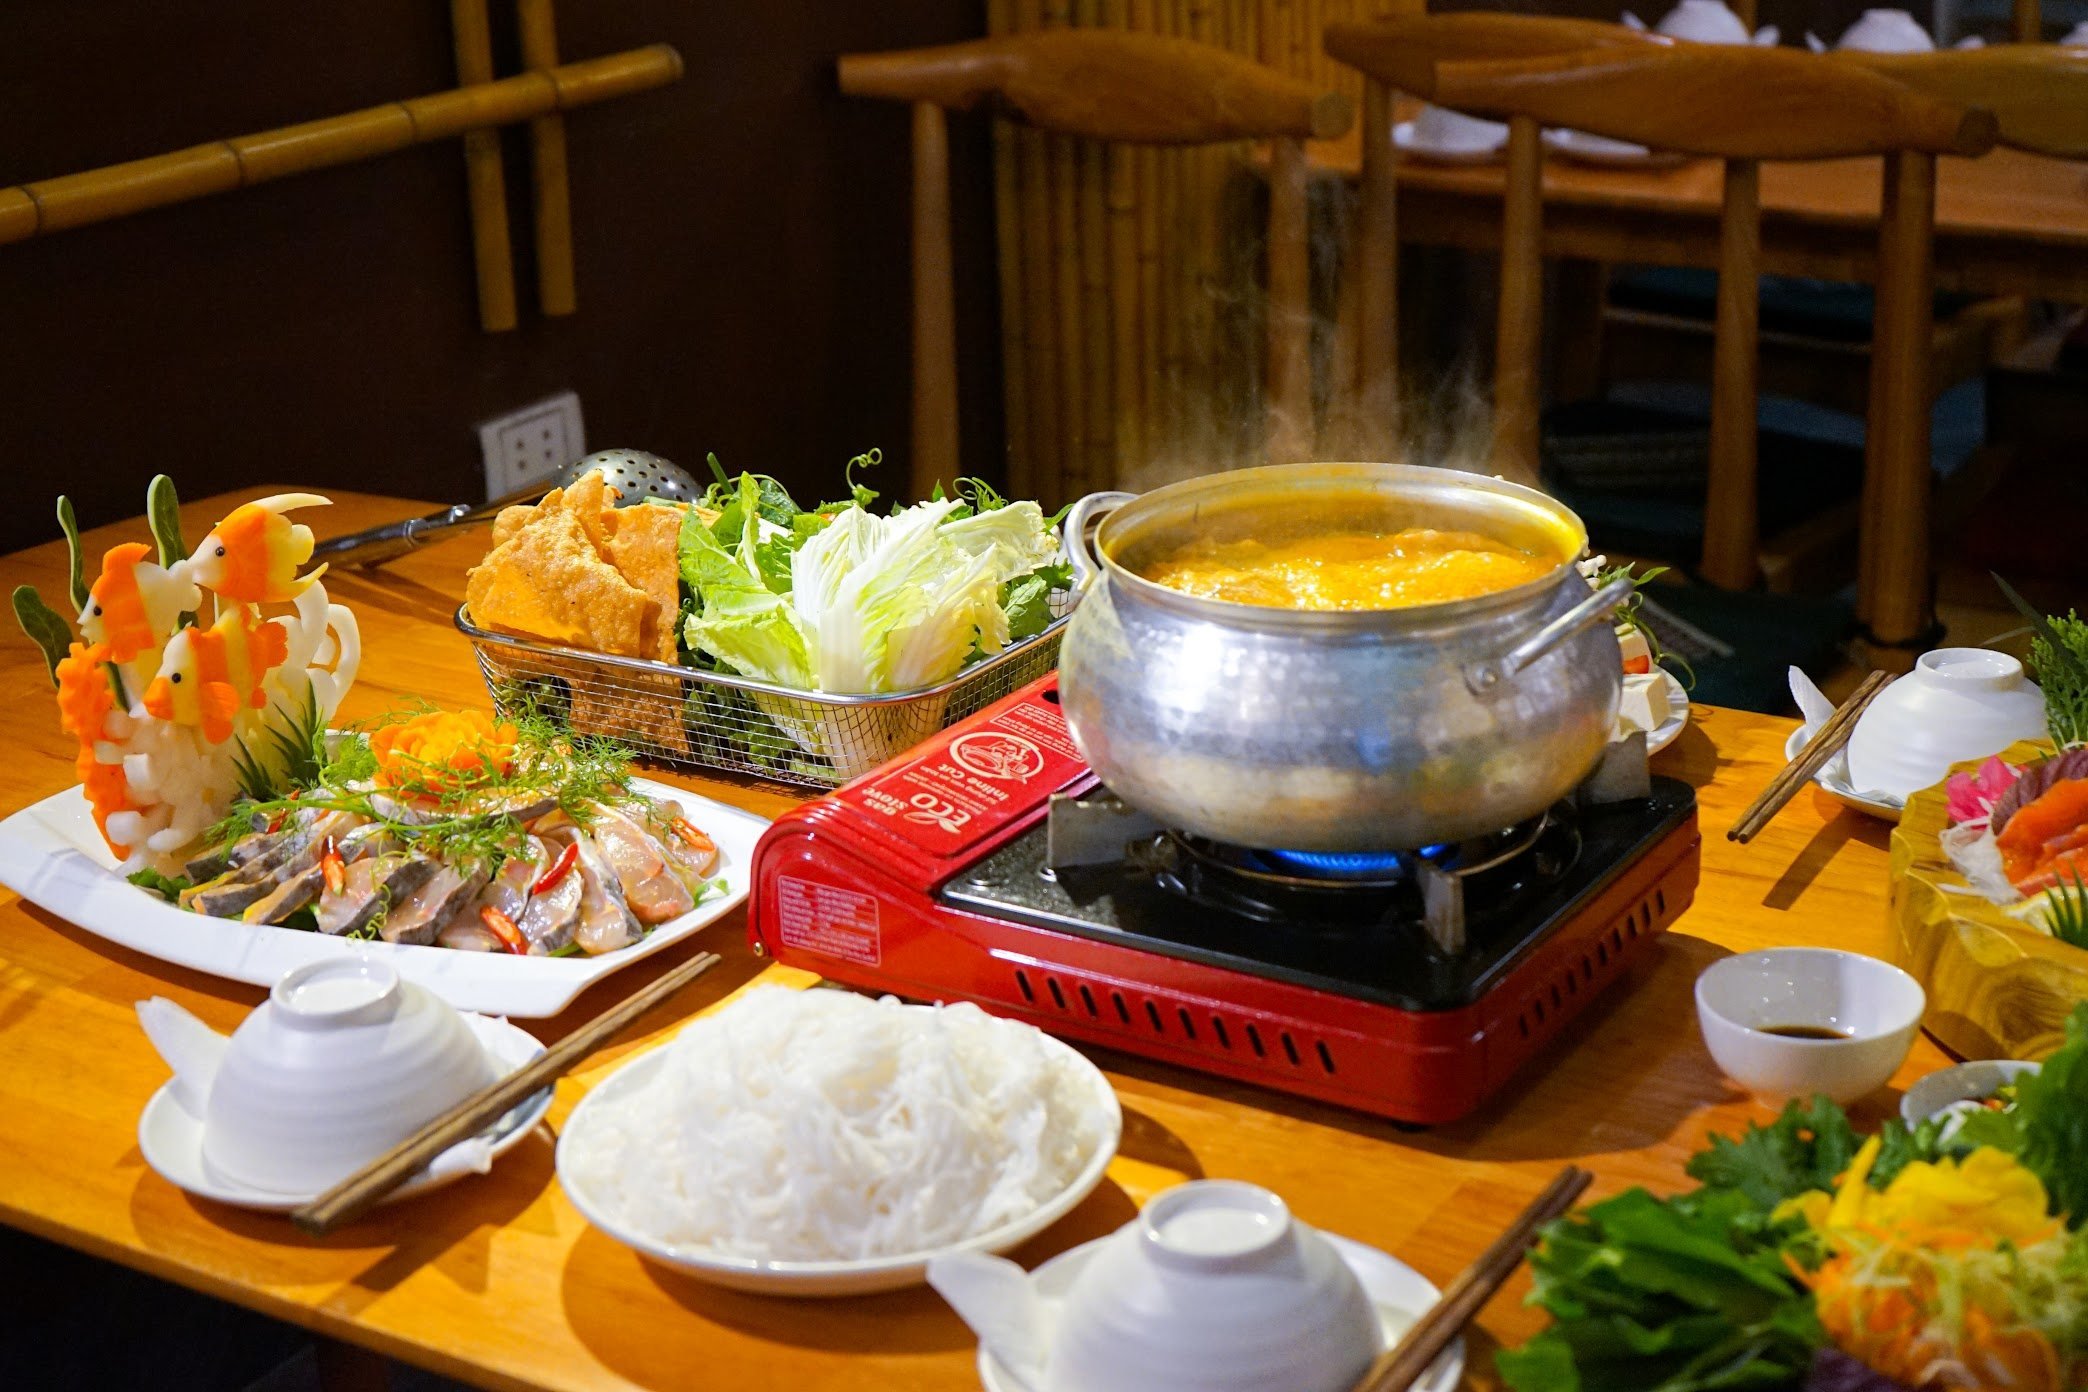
[{"xmin": 310, "ymin": 449, "xmax": 704, "ymax": 567}]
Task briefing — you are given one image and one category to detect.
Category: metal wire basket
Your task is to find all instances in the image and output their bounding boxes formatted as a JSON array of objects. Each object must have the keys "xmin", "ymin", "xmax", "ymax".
[{"xmin": 454, "ymin": 599, "xmax": 1073, "ymax": 788}]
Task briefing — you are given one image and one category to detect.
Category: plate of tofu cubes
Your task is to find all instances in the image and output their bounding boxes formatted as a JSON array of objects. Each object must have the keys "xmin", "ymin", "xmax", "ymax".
[{"xmin": 1616, "ymin": 627, "xmax": 1689, "ymax": 757}]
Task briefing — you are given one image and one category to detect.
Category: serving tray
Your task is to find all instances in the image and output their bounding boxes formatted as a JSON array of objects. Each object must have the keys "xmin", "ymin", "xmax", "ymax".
[
  {"xmin": 1890, "ymin": 739, "xmax": 2088, "ymax": 1061},
  {"xmin": 0, "ymin": 777, "xmax": 768, "ymax": 1018}
]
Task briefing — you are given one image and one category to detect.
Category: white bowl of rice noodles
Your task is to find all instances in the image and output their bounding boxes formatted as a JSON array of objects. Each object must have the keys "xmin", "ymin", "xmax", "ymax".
[{"xmin": 556, "ymin": 987, "xmax": 1123, "ymax": 1296}]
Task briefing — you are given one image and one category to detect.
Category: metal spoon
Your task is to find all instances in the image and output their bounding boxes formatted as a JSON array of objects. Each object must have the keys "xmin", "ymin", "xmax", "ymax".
[{"xmin": 311, "ymin": 449, "xmax": 704, "ymax": 567}]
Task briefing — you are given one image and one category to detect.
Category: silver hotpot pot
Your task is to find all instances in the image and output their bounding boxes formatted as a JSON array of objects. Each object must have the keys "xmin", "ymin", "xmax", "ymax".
[{"xmin": 1055, "ymin": 462, "xmax": 1631, "ymax": 852}]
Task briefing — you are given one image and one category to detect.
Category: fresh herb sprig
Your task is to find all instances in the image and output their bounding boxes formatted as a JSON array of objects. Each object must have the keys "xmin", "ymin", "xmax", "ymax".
[
  {"xmin": 2045, "ymin": 870, "xmax": 2088, "ymax": 950},
  {"xmin": 202, "ymin": 701, "xmax": 634, "ymax": 882},
  {"xmin": 1994, "ymin": 573, "xmax": 2088, "ymax": 748},
  {"xmin": 1594, "ymin": 561, "xmax": 1695, "ymax": 691}
]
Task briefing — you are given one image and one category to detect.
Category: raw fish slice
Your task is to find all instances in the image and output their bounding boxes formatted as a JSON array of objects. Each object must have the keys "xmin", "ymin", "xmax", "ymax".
[
  {"xmin": 437, "ymin": 918, "xmax": 506, "ymax": 952},
  {"xmin": 473, "ymin": 839, "xmax": 548, "ymax": 925},
  {"xmin": 1991, "ymin": 750, "xmax": 2088, "ymax": 836},
  {"xmin": 1997, "ymin": 778, "xmax": 2088, "ymax": 886},
  {"xmin": 317, "ymin": 855, "xmax": 437, "ymax": 936},
  {"xmin": 379, "ymin": 864, "xmax": 489, "ymax": 946},
  {"xmin": 548, "ymin": 827, "xmax": 644, "ymax": 955},
  {"xmin": 182, "ymin": 810, "xmax": 271, "ymax": 881},
  {"xmin": 584, "ymin": 803, "xmax": 694, "ymax": 923},
  {"xmin": 183, "ymin": 811, "xmax": 355, "ymax": 917},
  {"xmin": 640, "ymin": 797, "xmax": 720, "ymax": 884},
  {"xmin": 241, "ymin": 863, "xmax": 324, "ymax": 925},
  {"xmin": 518, "ymin": 857, "xmax": 582, "ymax": 954}
]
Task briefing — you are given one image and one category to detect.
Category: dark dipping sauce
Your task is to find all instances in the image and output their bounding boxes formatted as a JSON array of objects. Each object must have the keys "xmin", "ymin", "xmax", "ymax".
[{"xmin": 1755, "ymin": 1024, "xmax": 1854, "ymax": 1040}]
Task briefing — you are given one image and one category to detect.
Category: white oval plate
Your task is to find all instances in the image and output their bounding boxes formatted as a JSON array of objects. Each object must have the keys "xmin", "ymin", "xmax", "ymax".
[
  {"xmin": 557, "ymin": 1028, "xmax": 1123, "ymax": 1297},
  {"xmin": 1393, "ymin": 120, "xmax": 1505, "ymax": 165},
  {"xmin": 1543, "ymin": 128, "xmax": 1692, "ymax": 169},
  {"xmin": 978, "ymin": 1229, "xmax": 1463, "ymax": 1392},
  {"xmin": 138, "ymin": 1013, "xmax": 551, "ymax": 1212},
  {"xmin": 1782, "ymin": 728, "xmax": 1905, "ymax": 823},
  {"xmin": 0, "ymin": 777, "xmax": 767, "ymax": 1017}
]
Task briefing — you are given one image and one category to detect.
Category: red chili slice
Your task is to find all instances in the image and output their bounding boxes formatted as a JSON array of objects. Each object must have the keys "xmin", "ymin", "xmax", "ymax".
[
  {"xmin": 480, "ymin": 906, "xmax": 528, "ymax": 954},
  {"xmin": 531, "ymin": 841, "xmax": 579, "ymax": 897},
  {"xmin": 320, "ymin": 837, "xmax": 346, "ymax": 896},
  {"xmin": 671, "ymin": 818, "xmax": 716, "ymax": 856}
]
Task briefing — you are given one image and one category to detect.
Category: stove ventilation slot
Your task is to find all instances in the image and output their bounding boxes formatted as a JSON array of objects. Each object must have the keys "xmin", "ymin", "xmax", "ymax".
[
  {"xmin": 1515, "ymin": 891, "xmax": 1661, "ymax": 1042},
  {"xmin": 1009, "ymin": 968, "xmax": 1338, "ymax": 1075}
]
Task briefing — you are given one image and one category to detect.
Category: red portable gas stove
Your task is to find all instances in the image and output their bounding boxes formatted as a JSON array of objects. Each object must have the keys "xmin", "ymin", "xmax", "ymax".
[{"xmin": 749, "ymin": 675, "xmax": 1699, "ymax": 1124}]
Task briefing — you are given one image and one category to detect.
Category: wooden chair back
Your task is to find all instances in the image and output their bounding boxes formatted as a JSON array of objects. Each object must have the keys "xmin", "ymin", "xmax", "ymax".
[
  {"xmin": 1330, "ymin": 20, "xmax": 1998, "ymax": 660},
  {"xmin": 839, "ymin": 31, "xmax": 1354, "ymax": 499},
  {"xmin": 1324, "ymin": 17, "xmax": 1662, "ymax": 459},
  {"xmin": 1834, "ymin": 45, "xmax": 2088, "ymax": 158}
]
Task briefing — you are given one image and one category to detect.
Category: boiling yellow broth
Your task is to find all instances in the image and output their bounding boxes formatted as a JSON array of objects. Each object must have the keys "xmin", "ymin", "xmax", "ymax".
[{"xmin": 1138, "ymin": 528, "xmax": 1554, "ymax": 610}]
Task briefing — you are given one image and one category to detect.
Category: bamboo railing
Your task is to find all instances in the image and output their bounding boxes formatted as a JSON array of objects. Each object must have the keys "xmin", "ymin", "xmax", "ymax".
[
  {"xmin": 0, "ymin": 45, "xmax": 681, "ymax": 303},
  {"xmin": 988, "ymin": 0, "xmax": 1409, "ymax": 503}
]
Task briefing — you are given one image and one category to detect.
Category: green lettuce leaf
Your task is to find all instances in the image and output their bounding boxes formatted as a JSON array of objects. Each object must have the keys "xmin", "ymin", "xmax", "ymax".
[
  {"xmin": 678, "ymin": 504, "xmax": 812, "ymax": 688},
  {"xmin": 2015, "ymin": 1001, "xmax": 2088, "ymax": 1226},
  {"xmin": 127, "ymin": 867, "xmax": 192, "ymax": 901}
]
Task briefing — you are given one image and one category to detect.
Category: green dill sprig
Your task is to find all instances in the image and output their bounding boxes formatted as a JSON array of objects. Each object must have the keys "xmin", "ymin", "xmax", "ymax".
[
  {"xmin": 1595, "ymin": 561, "xmax": 1696, "ymax": 691},
  {"xmin": 1994, "ymin": 573, "xmax": 2088, "ymax": 748},
  {"xmin": 201, "ymin": 700, "xmax": 637, "ymax": 882}
]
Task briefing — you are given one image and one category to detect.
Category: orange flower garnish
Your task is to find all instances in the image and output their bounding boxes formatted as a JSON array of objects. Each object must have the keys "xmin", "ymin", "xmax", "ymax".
[{"xmin": 370, "ymin": 709, "xmax": 517, "ymax": 799}]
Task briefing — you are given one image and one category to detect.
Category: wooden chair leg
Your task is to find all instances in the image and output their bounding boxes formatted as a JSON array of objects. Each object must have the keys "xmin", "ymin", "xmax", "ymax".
[
  {"xmin": 1858, "ymin": 150, "xmax": 1939, "ymax": 671},
  {"xmin": 910, "ymin": 102, "xmax": 961, "ymax": 502},
  {"xmin": 1702, "ymin": 158, "xmax": 1762, "ymax": 590},
  {"xmin": 1352, "ymin": 76, "xmax": 1401, "ymax": 459},
  {"xmin": 1491, "ymin": 115, "xmax": 1544, "ymax": 483},
  {"xmin": 1266, "ymin": 135, "xmax": 1313, "ymax": 465}
]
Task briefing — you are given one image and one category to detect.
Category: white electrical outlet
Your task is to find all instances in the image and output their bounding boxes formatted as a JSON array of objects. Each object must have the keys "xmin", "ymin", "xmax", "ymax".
[{"xmin": 479, "ymin": 391, "xmax": 585, "ymax": 498}]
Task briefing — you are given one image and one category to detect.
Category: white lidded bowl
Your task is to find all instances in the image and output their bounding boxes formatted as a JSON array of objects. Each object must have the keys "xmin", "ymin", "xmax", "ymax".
[
  {"xmin": 1657, "ymin": 0, "xmax": 1753, "ymax": 42},
  {"xmin": 1837, "ymin": 7, "xmax": 1935, "ymax": 49},
  {"xmin": 1047, "ymin": 1181, "xmax": 1380, "ymax": 1392},
  {"xmin": 1696, "ymin": 948, "xmax": 1925, "ymax": 1106},
  {"xmin": 202, "ymin": 958, "xmax": 497, "ymax": 1194},
  {"xmin": 1845, "ymin": 648, "xmax": 2048, "ymax": 801}
]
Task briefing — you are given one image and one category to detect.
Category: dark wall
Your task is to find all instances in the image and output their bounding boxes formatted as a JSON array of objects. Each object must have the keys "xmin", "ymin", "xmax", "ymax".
[{"xmin": 0, "ymin": 2, "xmax": 1000, "ymax": 553}]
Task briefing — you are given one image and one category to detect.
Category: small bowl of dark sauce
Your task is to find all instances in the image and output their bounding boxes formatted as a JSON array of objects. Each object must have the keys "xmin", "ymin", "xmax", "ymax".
[{"xmin": 1695, "ymin": 948, "xmax": 1925, "ymax": 1105}]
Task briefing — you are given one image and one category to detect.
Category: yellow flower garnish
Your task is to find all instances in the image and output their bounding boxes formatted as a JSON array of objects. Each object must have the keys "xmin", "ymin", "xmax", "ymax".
[
  {"xmin": 1779, "ymin": 1136, "xmax": 2060, "ymax": 1248},
  {"xmin": 1778, "ymin": 1138, "xmax": 2074, "ymax": 1390},
  {"xmin": 370, "ymin": 710, "xmax": 518, "ymax": 799}
]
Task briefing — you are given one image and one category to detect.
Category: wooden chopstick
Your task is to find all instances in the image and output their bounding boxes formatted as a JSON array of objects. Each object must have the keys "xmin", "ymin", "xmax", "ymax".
[
  {"xmin": 1726, "ymin": 669, "xmax": 1893, "ymax": 844},
  {"xmin": 292, "ymin": 949, "xmax": 724, "ymax": 1235},
  {"xmin": 1351, "ymin": 1165, "xmax": 1592, "ymax": 1392}
]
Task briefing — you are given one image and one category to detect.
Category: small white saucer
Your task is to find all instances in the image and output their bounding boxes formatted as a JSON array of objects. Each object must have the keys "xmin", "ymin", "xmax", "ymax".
[
  {"xmin": 1544, "ymin": 128, "xmax": 1691, "ymax": 170},
  {"xmin": 1648, "ymin": 671, "xmax": 1691, "ymax": 757},
  {"xmin": 1393, "ymin": 121, "xmax": 1505, "ymax": 165},
  {"xmin": 1783, "ymin": 727, "xmax": 1905, "ymax": 823},
  {"xmin": 138, "ymin": 1014, "xmax": 552, "ymax": 1213},
  {"xmin": 977, "ymin": 1229, "xmax": 1462, "ymax": 1392}
]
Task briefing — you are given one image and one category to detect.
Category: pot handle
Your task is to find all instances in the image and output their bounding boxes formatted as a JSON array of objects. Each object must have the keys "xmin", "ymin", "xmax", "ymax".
[
  {"xmin": 1061, "ymin": 490, "xmax": 1137, "ymax": 590},
  {"xmin": 1464, "ymin": 575, "xmax": 1636, "ymax": 696}
]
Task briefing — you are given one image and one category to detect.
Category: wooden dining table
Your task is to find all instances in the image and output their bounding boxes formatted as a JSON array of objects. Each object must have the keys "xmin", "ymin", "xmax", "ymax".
[
  {"xmin": 1312, "ymin": 116, "xmax": 2088, "ymax": 301},
  {"xmin": 0, "ymin": 488, "xmax": 1955, "ymax": 1392}
]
